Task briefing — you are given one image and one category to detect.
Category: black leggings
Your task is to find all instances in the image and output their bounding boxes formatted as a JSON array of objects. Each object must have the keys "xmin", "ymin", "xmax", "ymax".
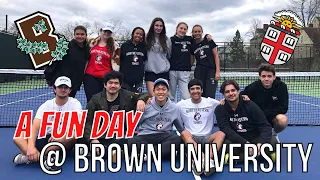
[
  {"xmin": 128, "ymin": 132, "xmax": 182, "ymax": 159},
  {"xmin": 194, "ymin": 65, "xmax": 218, "ymax": 99},
  {"xmin": 83, "ymin": 73, "xmax": 104, "ymax": 103}
]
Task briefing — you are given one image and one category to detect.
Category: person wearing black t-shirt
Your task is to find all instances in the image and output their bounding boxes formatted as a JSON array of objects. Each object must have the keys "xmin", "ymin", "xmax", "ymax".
[
  {"xmin": 169, "ymin": 22, "xmax": 212, "ymax": 102},
  {"xmin": 191, "ymin": 25, "xmax": 220, "ymax": 98},
  {"xmin": 214, "ymin": 80, "xmax": 278, "ymax": 163},
  {"xmin": 120, "ymin": 27, "xmax": 147, "ymax": 93}
]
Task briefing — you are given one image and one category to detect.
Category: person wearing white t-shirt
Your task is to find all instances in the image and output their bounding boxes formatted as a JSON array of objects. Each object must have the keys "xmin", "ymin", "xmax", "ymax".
[
  {"xmin": 13, "ymin": 76, "xmax": 82, "ymax": 168},
  {"xmin": 178, "ymin": 79, "xmax": 225, "ymax": 177}
]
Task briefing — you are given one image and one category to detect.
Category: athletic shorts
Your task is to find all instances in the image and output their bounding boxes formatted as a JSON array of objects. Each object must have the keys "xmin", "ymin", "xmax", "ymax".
[
  {"xmin": 35, "ymin": 134, "xmax": 51, "ymax": 152},
  {"xmin": 145, "ymin": 71, "xmax": 169, "ymax": 82},
  {"xmin": 192, "ymin": 135, "xmax": 211, "ymax": 150}
]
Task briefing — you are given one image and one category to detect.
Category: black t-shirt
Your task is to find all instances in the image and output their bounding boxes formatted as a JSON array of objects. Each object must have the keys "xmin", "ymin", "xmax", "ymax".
[
  {"xmin": 107, "ymin": 95, "xmax": 120, "ymax": 114},
  {"xmin": 191, "ymin": 38, "xmax": 217, "ymax": 68}
]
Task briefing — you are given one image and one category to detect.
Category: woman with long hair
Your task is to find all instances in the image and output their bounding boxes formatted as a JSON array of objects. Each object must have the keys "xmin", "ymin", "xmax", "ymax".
[
  {"xmin": 144, "ymin": 17, "xmax": 172, "ymax": 96},
  {"xmin": 83, "ymin": 26, "xmax": 120, "ymax": 102},
  {"xmin": 191, "ymin": 25, "xmax": 220, "ymax": 98},
  {"xmin": 119, "ymin": 27, "xmax": 147, "ymax": 93}
]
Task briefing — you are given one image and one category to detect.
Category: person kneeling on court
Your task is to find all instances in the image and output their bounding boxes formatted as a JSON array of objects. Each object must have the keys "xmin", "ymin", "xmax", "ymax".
[
  {"xmin": 214, "ymin": 80, "xmax": 278, "ymax": 164},
  {"xmin": 241, "ymin": 63, "xmax": 288, "ymax": 142},
  {"xmin": 13, "ymin": 76, "xmax": 82, "ymax": 169},
  {"xmin": 128, "ymin": 78, "xmax": 184, "ymax": 160},
  {"xmin": 178, "ymin": 79, "xmax": 225, "ymax": 176}
]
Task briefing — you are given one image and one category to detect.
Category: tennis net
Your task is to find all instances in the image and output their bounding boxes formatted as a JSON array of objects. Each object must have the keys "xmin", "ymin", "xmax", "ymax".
[{"xmin": 0, "ymin": 69, "xmax": 319, "ymax": 127}]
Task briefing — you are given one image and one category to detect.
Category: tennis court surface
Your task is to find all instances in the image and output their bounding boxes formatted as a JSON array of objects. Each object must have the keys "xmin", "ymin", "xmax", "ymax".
[{"xmin": 0, "ymin": 70, "xmax": 319, "ymax": 179}]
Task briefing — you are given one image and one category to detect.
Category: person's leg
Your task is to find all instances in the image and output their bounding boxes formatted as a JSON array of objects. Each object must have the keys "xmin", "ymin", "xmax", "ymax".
[
  {"xmin": 178, "ymin": 71, "xmax": 191, "ymax": 100},
  {"xmin": 194, "ymin": 65, "xmax": 206, "ymax": 96},
  {"xmin": 128, "ymin": 135, "xmax": 150, "ymax": 158},
  {"xmin": 134, "ymin": 81, "xmax": 143, "ymax": 93},
  {"xmin": 222, "ymin": 139, "xmax": 244, "ymax": 164},
  {"xmin": 204, "ymin": 68, "xmax": 218, "ymax": 99},
  {"xmin": 272, "ymin": 114, "xmax": 288, "ymax": 134},
  {"xmin": 156, "ymin": 132, "xmax": 182, "ymax": 159},
  {"xmin": 83, "ymin": 74, "xmax": 103, "ymax": 103},
  {"xmin": 121, "ymin": 81, "xmax": 134, "ymax": 92},
  {"xmin": 13, "ymin": 134, "xmax": 51, "ymax": 164},
  {"xmin": 204, "ymin": 131, "xmax": 226, "ymax": 159},
  {"xmin": 169, "ymin": 71, "xmax": 178, "ymax": 101},
  {"xmin": 69, "ymin": 89, "xmax": 77, "ymax": 98},
  {"xmin": 145, "ymin": 72, "xmax": 156, "ymax": 96}
]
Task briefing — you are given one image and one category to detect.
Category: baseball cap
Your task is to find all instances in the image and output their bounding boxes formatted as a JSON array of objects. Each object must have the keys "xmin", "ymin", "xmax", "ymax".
[
  {"xmin": 153, "ymin": 78, "xmax": 169, "ymax": 89},
  {"xmin": 54, "ymin": 76, "xmax": 72, "ymax": 88},
  {"xmin": 102, "ymin": 23, "xmax": 113, "ymax": 33}
]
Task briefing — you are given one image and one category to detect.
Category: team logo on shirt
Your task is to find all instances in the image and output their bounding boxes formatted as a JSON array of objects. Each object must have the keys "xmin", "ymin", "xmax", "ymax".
[
  {"xmin": 193, "ymin": 112, "xmax": 202, "ymax": 124},
  {"xmin": 156, "ymin": 121, "xmax": 163, "ymax": 130},
  {"xmin": 96, "ymin": 54, "xmax": 102, "ymax": 64},
  {"xmin": 236, "ymin": 122, "xmax": 247, "ymax": 132},
  {"xmin": 132, "ymin": 54, "xmax": 139, "ymax": 65}
]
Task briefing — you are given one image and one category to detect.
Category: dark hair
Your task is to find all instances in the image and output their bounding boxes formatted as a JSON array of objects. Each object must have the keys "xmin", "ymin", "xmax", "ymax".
[
  {"xmin": 258, "ymin": 63, "xmax": 275, "ymax": 76},
  {"xmin": 188, "ymin": 79, "xmax": 203, "ymax": 90},
  {"xmin": 131, "ymin": 27, "xmax": 146, "ymax": 45},
  {"xmin": 146, "ymin": 17, "xmax": 168, "ymax": 51},
  {"xmin": 191, "ymin": 24, "xmax": 203, "ymax": 39},
  {"xmin": 175, "ymin": 22, "xmax": 188, "ymax": 35},
  {"xmin": 220, "ymin": 80, "xmax": 240, "ymax": 94},
  {"xmin": 74, "ymin": 25, "xmax": 87, "ymax": 34},
  {"xmin": 104, "ymin": 71, "xmax": 123, "ymax": 85}
]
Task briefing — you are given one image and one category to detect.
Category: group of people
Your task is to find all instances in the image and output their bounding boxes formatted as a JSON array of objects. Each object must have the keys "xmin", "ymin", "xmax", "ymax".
[
  {"xmin": 44, "ymin": 17, "xmax": 219, "ymax": 104},
  {"xmin": 12, "ymin": 17, "xmax": 289, "ymax": 177}
]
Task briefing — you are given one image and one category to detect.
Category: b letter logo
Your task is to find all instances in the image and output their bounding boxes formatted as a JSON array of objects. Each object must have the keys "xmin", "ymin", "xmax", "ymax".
[{"xmin": 14, "ymin": 11, "xmax": 69, "ymax": 69}]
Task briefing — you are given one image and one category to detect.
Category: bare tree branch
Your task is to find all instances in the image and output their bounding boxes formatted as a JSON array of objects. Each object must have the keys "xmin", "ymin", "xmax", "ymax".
[{"xmin": 245, "ymin": 18, "xmax": 262, "ymax": 39}]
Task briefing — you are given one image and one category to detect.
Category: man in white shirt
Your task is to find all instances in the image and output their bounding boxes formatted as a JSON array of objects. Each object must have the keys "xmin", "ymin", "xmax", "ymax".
[
  {"xmin": 13, "ymin": 76, "xmax": 82, "ymax": 169},
  {"xmin": 178, "ymin": 79, "xmax": 225, "ymax": 177}
]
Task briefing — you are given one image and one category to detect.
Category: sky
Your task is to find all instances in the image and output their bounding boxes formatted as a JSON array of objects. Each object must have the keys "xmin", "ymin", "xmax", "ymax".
[{"xmin": 0, "ymin": 0, "xmax": 292, "ymax": 43}]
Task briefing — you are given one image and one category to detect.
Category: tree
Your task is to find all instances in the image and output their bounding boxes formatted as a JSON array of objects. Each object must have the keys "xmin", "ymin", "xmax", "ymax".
[
  {"xmin": 56, "ymin": 19, "xmax": 131, "ymax": 43},
  {"xmin": 229, "ymin": 30, "xmax": 246, "ymax": 62},
  {"xmin": 288, "ymin": 0, "xmax": 320, "ymax": 26},
  {"xmin": 245, "ymin": 18, "xmax": 262, "ymax": 39}
]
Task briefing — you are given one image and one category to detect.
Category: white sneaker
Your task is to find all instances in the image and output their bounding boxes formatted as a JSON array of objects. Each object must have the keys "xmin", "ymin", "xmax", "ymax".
[
  {"xmin": 13, "ymin": 153, "xmax": 31, "ymax": 165},
  {"xmin": 204, "ymin": 159, "xmax": 216, "ymax": 176}
]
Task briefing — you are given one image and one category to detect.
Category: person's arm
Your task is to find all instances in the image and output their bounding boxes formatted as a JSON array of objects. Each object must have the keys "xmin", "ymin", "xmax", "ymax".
[
  {"xmin": 166, "ymin": 37, "xmax": 172, "ymax": 59},
  {"xmin": 249, "ymin": 102, "xmax": 272, "ymax": 144},
  {"xmin": 210, "ymin": 40, "xmax": 220, "ymax": 80},
  {"xmin": 215, "ymin": 105, "xmax": 248, "ymax": 144},
  {"xmin": 264, "ymin": 83, "xmax": 289, "ymax": 118}
]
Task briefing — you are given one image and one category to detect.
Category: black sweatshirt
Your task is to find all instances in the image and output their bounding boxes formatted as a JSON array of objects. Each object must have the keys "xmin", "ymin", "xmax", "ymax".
[
  {"xmin": 241, "ymin": 77, "xmax": 289, "ymax": 120},
  {"xmin": 52, "ymin": 39, "xmax": 90, "ymax": 91},
  {"xmin": 214, "ymin": 98, "xmax": 272, "ymax": 144},
  {"xmin": 119, "ymin": 40, "xmax": 147, "ymax": 85},
  {"xmin": 169, "ymin": 35, "xmax": 193, "ymax": 71}
]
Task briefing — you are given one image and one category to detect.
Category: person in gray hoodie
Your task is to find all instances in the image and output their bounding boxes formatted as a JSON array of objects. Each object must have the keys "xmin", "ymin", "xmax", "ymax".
[
  {"xmin": 144, "ymin": 17, "xmax": 172, "ymax": 96},
  {"xmin": 128, "ymin": 78, "xmax": 184, "ymax": 160}
]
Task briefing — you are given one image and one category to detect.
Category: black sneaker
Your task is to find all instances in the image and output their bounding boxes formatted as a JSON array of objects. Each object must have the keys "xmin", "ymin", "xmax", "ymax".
[{"xmin": 43, "ymin": 155, "xmax": 62, "ymax": 172}]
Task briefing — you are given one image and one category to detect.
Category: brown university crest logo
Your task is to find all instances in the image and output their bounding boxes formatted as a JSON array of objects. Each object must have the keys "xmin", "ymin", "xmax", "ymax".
[{"xmin": 14, "ymin": 11, "xmax": 69, "ymax": 69}]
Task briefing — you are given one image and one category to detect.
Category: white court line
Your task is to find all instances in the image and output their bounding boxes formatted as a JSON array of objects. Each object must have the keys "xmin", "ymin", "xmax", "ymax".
[
  {"xmin": 289, "ymin": 99, "xmax": 320, "ymax": 107},
  {"xmin": 175, "ymin": 130, "xmax": 202, "ymax": 180},
  {"xmin": 0, "ymin": 92, "xmax": 53, "ymax": 107}
]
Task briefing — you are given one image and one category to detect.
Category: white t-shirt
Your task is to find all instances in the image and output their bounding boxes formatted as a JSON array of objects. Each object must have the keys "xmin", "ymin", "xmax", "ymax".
[
  {"xmin": 35, "ymin": 97, "xmax": 83, "ymax": 135},
  {"xmin": 177, "ymin": 97, "xmax": 220, "ymax": 136}
]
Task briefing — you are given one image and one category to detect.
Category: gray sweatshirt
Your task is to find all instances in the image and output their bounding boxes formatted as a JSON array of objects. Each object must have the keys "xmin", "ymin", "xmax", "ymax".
[
  {"xmin": 144, "ymin": 36, "xmax": 172, "ymax": 74},
  {"xmin": 137, "ymin": 97, "xmax": 184, "ymax": 135}
]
